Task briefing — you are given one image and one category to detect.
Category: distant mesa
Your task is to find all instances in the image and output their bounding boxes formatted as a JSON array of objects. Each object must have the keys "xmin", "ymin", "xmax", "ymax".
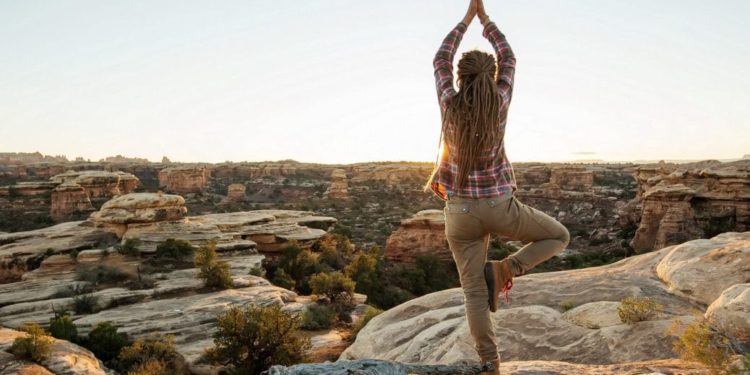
[{"xmin": 158, "ymin": 165, "xmax": 210, "ymax": 194}]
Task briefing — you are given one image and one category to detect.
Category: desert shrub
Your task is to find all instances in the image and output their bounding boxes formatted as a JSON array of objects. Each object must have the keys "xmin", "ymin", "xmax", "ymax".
[
  {"xmin": 10, "ymin": 323, "xmax": 53, "ymax": 363},
  {"xmin": 73, "ymin": 293, "xmax": 99, "ymax": 314},
  {"xmin": 300, "ymin": 303, "xmax": 337, "ymax": 330},
  {"xmin": 49, "ymin": 309, "xmax": 78, "ymax": 341},
  {"xmin": 352, "ymin": 305, "xmax": 383, "ymax": 338},
  {"xmin": 127, "ymin": 267, "xmax": 156, "ymax": 290},
  {"xmin": 667, "ymin": 317, "xmax": 749, "ymax": 375},
  {"xmin": 119, "ymin": 335, "xmax": 180, "ymax": 374},
  {"xmin": 52, "ymin": 283, "xmax": 95, "ymax": 298},
  {"xmin": 120, "ymin": 238, "xmax": 142, "ymax": 257},
  {"xmin": 248, "ymin": 266, "xmax": 263, "ymax": 277},
  {"xmin": 83, "ymin": 321, "xmax": 129, "ymax": 363},
  {"xmin": 69, "ymin": 249, "xmax": 79, "ymax": 261},
  {"xmin": 194, "ymin": 240, "xmax": 233, "ymax": 289},
  {"xmin": 267, "ymin": 240, "xmax": 325, "ymax": 294},
  {"xmin": 154, "ymin": 238, "xmax": 194, "ymax": 259},
  {"xmin": 271, "ymin": 268, "xmax": 295, "ymax": 290},
  {"xmin": 344, "ymin": 252, "xmax": 380, "ymax": 298},
  {"xmin": 618, "ymin": 296, "xmax": 662, "ymax": 324},
  {"xmin": 75, "ymin": 265, "xmax": 130, "ymax": 286},
  {"xmin": 559, "ymin": 299, "xmax": 576, "ymax": 312},
  {"xmin": 309, "ymin": 271, "xmax": 356, "ymax": 309},
  {"xmin": 203, "ymin": 304, "xmax": 311, "ymax": 375}
]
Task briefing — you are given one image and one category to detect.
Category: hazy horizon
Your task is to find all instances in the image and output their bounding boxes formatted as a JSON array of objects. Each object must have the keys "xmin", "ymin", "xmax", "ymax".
[{"xmin": 2, "ymin": 0, "xmax": 748, "ymax": 164}]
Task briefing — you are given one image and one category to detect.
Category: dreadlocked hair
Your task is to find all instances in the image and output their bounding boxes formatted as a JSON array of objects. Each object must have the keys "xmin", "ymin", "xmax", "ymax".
[{"xmin": 442, "ymin": 50, "xmax": 501, "ymax": 190}]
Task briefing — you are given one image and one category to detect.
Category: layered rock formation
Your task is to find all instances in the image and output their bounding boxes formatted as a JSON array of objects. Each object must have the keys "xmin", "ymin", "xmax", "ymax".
[
  {"xmin": 224, "ymin": 183, "xmax": 247, "ymax": 203},
  {"xmin": 342, "ymin": 232, "xmax": 750, "ymax": 369},
  {"xmin": 324, "ymin": 169, "xmax": 349, "ymax": 200},
  {"xmin": 549, "ymin": 166, "xmax": 594, "ymax": 192},
  {"xmin": 384, "ymin": 210, "xmax": 449, "ymax": 263},
  {"xmin": 158, "ymin": 166, "xmax": 209, "ymax": 194},
  {"xmin": 624, "ymin": 161, "xmax": 750, "ymax": 253}
]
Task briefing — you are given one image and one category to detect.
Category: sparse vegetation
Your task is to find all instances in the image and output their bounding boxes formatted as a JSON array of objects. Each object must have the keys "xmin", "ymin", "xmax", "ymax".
[
  {"xmin": 194, "ymin": 240, "xmax": 233, "ymax": 289},
  {"xmin": 154, "ymin": 238, "xmax": 194, "ymax": 259},
  {"xmin": 120, "ymin": 238, "xmax": 142, "ymax": 257},
  {"xmin": 559, "ymin": 299, "xmax": 576, "ymax": 312},
  {"xmin": 48, "ymin": 309, "xmax": 78, "ymax": 341},
  {"xmin": 81, "ymin": 321, "xmax": 129, "ymax": 363},
  {"xmin": 667, "ymin": 317, "xmax": 749, "ymax": 375},
  {"xmin": 300, "ymin": 303, "xmax": 337, "ymax": 330},
  {"xmin": 309, "ymin": 271, "xmax": 356, "ymax": 310},
  {"xmin": 118, "ymin": 334, "xmax": 181, "ymax": 375},
  {"xmin": 73, "ymin": 293, "xmax": 99, "ymax": 314},
  {"xmin": 75, "ymin": 264, "xmax": 130, "ymax": 286},
  {"xmin": 9, "ymin": 323, "xmax": 53, "ymax": 363},
  {"xmin": 203, "ymin": 304, "xmax": 311, "ymax": 375},
  {"xmin": 617, "ymin": 296, "xmax": 662, "ymax": 324},
  {"xmin": 351, "ymin": 305, "xmax": 383, "ymax": 338}
]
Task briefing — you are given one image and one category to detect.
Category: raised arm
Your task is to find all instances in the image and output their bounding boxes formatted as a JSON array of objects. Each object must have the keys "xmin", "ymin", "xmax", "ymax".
[
  {"xmin": 433, "ymin": 1, "xmax": 476, "ymax": 110},
  {"xmin": 477, "ymin": 0, "xmax": 516, "ymax": 110}
]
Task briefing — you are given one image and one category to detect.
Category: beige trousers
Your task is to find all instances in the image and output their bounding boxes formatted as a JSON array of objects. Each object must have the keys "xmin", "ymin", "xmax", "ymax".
[{"xmin": 443, "ymin": 193, "xmax": 571, "ymax": 361}]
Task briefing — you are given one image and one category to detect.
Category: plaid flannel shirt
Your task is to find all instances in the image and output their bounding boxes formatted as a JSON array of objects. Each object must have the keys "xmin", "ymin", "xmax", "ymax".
[{"xmin": 428, "ymin": 21, "xmax": 518, "ymax": 201}]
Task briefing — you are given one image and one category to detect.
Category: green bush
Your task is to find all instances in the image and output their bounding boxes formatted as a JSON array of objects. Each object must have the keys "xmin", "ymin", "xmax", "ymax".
[
  {"xmin": 352, "ymin": 305, "xmax": 383, "ymax": 338},
  {"xmin": 75, "ymin": 265, "xmax": 130, "ymax": 286},
  {"xmin": 73, "ymin": 293, "xmax": 99, "ymax": 314},
  {"xmin": 248, "ymin": 266, "xmax": 263, "ymax": 277},
  {"xmin": 194, "ymin": 240, "xmax": 233, "ymax": 289},
  {"xmin": 271, "ymin": 268, "xmax": 295, "ymax": 290},
  {"xmin": 119, "ymin": 335, "xmax": 180, "ymax": 374},
  {"xmin": 618, "ymin": 296, "xmax": 662, "ymax": 324},
  {"xmin": 10, "ymin": 323, "xmax": 53, "ymax": 363},
  {"xmin": 300, "ymin": 303, "xmax": 337, "ymax": 330},
  {"xmin": 309, "ymin": 271, "xmax": 356, "ymax": 309},
  {"xmin": 52, "ymin": 284, "xmax": 95, "ymax": 298},
  {"xmin": 559, "ymin": 299, "xmax": 576, "ymax": 312},
  {"xmin": 155, "ymin": 238, "xmax": 194, "ymax": 259},
  {"xmin": 203, "ymin": 304, "xmax": 311, "ymax": 375},
  {"xmin": 120, "ymin": 238, "xmax": 142, "ymax": 257},
  {"xmin": 83, "ymin": 321, "xmax": 129, "ymax": 363},
  {"xmin": 49, "ymin": 309, "xmax": 78, "ymax": 341}
]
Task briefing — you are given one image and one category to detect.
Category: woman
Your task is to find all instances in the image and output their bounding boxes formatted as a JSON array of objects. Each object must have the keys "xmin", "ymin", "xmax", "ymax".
[{"xmin": 424, "ymin": 0, "xmax": 571, "ymax": 373}]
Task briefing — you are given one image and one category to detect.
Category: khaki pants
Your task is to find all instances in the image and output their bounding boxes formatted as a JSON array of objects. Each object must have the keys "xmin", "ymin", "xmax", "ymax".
[{"xmin": 443, "ymin": 193, "xmax": 570, "ymax": 361}]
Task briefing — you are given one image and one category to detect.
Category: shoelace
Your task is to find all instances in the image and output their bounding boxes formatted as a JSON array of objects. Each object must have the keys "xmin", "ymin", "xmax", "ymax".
[{"xmin": 502, "ymin": 279, "xmax": 513, "ymax": 304}]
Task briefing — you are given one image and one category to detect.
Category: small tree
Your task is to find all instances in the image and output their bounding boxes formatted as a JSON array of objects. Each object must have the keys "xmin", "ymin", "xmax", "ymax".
[
  {"xmin": 10, "ymin": 323, "xmax": 53, "ymax": 363},
  {"xmin": 204, "ymin": 304, "xmax": 311, "ymax": 375},
  {"xmin": 309, "ymin": 271, "xmax": 356, "ymax": 310},
  {"xmin": 667, "ymin": 317, "xmax": 747, "ymax": 375},
  {"xmin": 49, "ymin": 309, "xmax": 78, "ymax": 341},
  {"xmin": 83, "ymin": 321, "xmax": 129, "ymax": 363},
  {"xmin": 300, "ymin": 303, "xmax": 337, "ymax": 330},
  {"xmin": 194, "ymin": 240, "xmax": 233, "ymax": 289}
]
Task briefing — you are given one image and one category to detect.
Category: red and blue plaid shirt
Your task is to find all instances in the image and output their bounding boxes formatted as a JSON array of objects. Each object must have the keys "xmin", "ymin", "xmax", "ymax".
[{"xmin": 428, "ymin": 21, "xmax": 518, "ymax": 201}]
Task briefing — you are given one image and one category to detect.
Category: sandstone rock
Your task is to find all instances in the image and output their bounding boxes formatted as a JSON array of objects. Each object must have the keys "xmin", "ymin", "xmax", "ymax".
[
  {"xmin": 0, "ymin": 327, "xmax": 109, "ymax": 375},
  {"xmin": 158, "ymin": 166, "xmax": 209, "ymax": 194},
  {"xmin": 655, "ymin": 232, "xmax": 750, "ymax": 305},
  {"xmin": 89, "ymin": 192, "xmax": 187, "ymax": 234},
  {"xmin": 0, "ymin": 351, "xmax": 55, "ymax": 375},
  {"xmin": 223, "ymin": 183, "xmax": 247, "ymax": 203},
  {"xmin": 50, "ymin": 182, "xmax": 95, "ymax": 220},
  {"xmin": 550, "ymin": 166, "xmax": 594, "ymax": 191},
  {"xmin": 705, "ymin": 283, "xmax": 750, "ymax": 344},
  {"xmin": 626, "ymin": 162, "xmax": 750, "ymax": 253},
  {"xmin": 384, "ymin": 210, "xmax": 449, "ymax": 263},
  {"xmin": 561, "ymin": 301, "xmax": 622, "ymax": 329},
  {"xmin": 49, "ymin": 170, "xmax": 139, "ymax": 200},
  {"xmin": 0, "ymin": 221, "xmax": 116, "ymax": 283},
  {"xmin": 342, "ymin": 234, "xmax": 750, "ymax": 365},
  {"xmin": 324, "ymin": 169, "xmax": 350, "ymax": 200}
]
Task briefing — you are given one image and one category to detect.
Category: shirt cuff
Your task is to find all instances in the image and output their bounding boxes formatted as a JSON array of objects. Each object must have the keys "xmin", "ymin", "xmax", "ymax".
[{"xmin": 457, "ymin": 22, "xmax": 468, "ymax": 31}]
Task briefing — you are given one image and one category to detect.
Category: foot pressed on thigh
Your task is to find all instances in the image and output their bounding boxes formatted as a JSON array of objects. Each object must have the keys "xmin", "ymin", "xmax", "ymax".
[{"xmin": 484, "ymin": 258, "xmax": 514, "ymax": 312}]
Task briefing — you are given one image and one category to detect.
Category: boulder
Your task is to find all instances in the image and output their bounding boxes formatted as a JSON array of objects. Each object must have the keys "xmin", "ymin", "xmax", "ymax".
[
  {"xmin": 384, "ymin": 210, "xmax": 449, "ymax": 263},
  {"xmin": 705, "ymin": 283, "xmax": 750, "ymax": 345}
]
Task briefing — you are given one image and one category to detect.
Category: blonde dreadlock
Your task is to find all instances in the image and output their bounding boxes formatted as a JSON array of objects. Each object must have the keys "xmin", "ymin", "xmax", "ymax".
[{"xmin": 427, "ymin": 50, "xmax": 501, "ymax": 192}]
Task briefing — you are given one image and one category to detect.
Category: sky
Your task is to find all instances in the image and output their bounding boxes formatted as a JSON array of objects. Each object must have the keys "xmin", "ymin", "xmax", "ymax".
[{"xmin": 1, "ymin": 0, "xmax": 748, "ymax": 164}]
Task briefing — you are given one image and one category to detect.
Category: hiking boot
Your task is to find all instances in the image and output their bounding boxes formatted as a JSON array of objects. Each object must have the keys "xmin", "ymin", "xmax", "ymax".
[
  {"xmin": 484, "ymin": 259, "xmax": 514, "ymax": 312},
  {"xmin": 480, "ymin": 357, "xmax": 500, "ymax": 375}
]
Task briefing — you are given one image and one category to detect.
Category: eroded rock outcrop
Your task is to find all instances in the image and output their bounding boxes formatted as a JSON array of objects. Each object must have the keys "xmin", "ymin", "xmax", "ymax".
[
  {"xmin": 324, "ymin": 169, "xmax": 350, "ymax": 200},
  {"xmin": 384, "ymin": 210, "xmax": 449, "ymax": 263},
  {"xmin": 625, "ymin": 161, "xmax": 750, "ymax": 252},
  {"xmin": 223, "ymin": 183, "xmax": 247, "ymax": 203},
  {"xmin": 158, "ymin": 166, "xmax": 209, "ymax": 194},
  {"xmin": 342, "ymin": 232, "xmax": 750, "ymax": 368}
]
